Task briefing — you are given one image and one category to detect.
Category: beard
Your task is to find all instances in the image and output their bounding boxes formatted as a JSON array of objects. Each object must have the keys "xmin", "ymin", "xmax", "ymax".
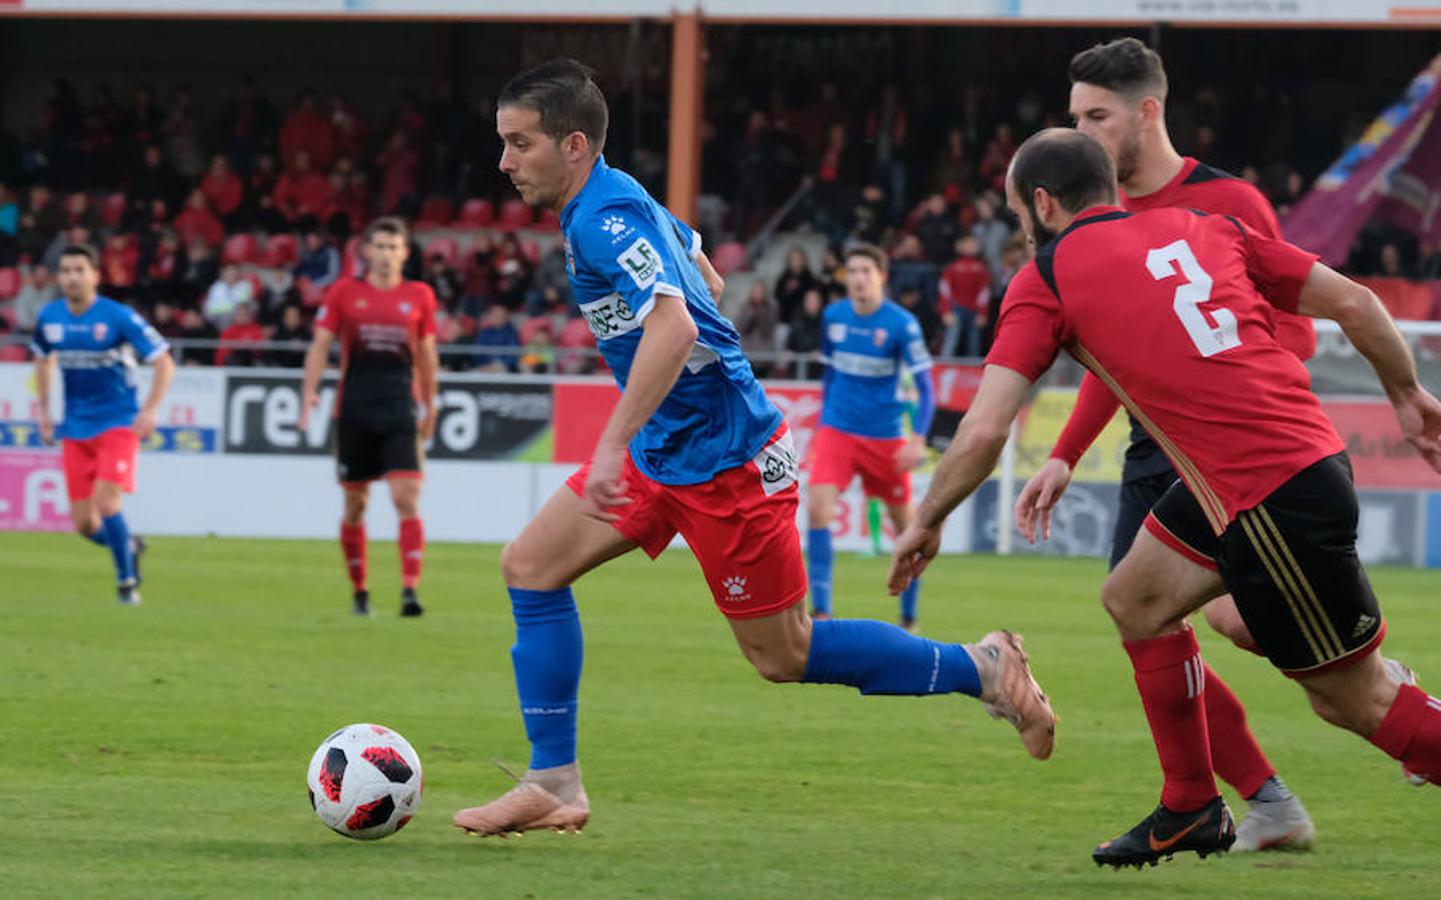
[
  {"xmin": 1024, "ymin": 205, "xmax": 1058, "ymax": 247},
  {"xmin": 1114, "ymin": 130, "xmax": 1142, "ymax": 185}
]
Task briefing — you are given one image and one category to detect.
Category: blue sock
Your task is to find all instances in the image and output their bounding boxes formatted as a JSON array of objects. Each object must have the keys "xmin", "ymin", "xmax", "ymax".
[
  {"xmin": 900, "ymin": 577, "xmax": 921, "ymax": 622},
  {"xmin": 509, "ymin": 587, "xmax": 583, "ymax": 770},
  {"xmin": 85, "ymin": 529, "xmax": 107, "ymax": 547},
  {"xmin": 100, "ymin": 513, "xmax": 135, "ymax": 584},
  {"xmin": 802, "ymin": 618, "xmax": 981, "ymax": 696},
  {"xmin": 807, "ymin": 527, "xmax": 833, "ymax": 615}
]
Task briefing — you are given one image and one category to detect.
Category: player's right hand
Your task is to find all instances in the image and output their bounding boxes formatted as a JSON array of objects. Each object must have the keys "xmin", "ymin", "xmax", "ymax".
[
  {"xmin": 887, "ymin": 522, "xmax": 941, "ymax": 596},
  {"xmin": 38, "ymin": 413, "xmax": 55, "ymax": 446},
  {"xmin": 298, "ymin": 389, "xmax": 318, "ymax": 432},
  {"xmin": 1014, "ymin": 458, "xmax": 1073, "ymax": 544},
  {"xmin": 1394, "ymin": 387, "xmax": 1441, "ymax": 474},
  {"xmin": 580, "ymin": 443, "xmax": 633, "ymax": 523}
]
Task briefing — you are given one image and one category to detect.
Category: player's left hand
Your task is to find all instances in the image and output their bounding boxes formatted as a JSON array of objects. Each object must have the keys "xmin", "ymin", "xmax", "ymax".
[
  {"xmin": 887, "ymin": 521, "xmax": 941, "ymax": 596},
  {"xmin": 1394, "ymin": 387, "xmax": 1441, "ymax": 473},
  {"xmin": 417, "ymin": 411, "xmax": 436, "ymax": 443},
  {"xmin": 581, "ymin": 443, "xmax": 632, "ymax": 523},
  {"xmin": 131, "ymin": 408, "xmax": 159, "ymax": 440},
  {"xmin": 894, "ymin": 436, "xmax": 926, "ymax": 472}
]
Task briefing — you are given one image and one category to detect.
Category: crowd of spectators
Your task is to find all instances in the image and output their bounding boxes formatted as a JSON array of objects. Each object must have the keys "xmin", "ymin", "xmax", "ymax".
[{"xmin": 1, "ymin": 72, "xmax": 1438, "ymax": 374}]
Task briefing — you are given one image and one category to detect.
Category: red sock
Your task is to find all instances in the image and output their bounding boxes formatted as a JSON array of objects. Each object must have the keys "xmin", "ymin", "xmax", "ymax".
[
  {"xmin": 1203, "ymin": 664, "xmax": 1276, "ymax": 799},
  {"xmin": 1123, "ymin": 628, "xmax": 1218, "ymax": 812},
  {"xmin": 1370, "ymin": 683, "xmax": 1441, "ymax": 782},
  {"xmin": 340, "ymin": 522, "xmax": 367, "ymax": 592},
  {"xmin": 399, "ymin": 517, "xmax": 424, "ymax": 590}
]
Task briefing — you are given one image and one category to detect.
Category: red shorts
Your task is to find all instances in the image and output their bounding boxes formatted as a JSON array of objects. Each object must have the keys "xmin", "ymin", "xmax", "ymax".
[
  {"xmin": 62, "ymin": 426, "xmax": 140, "ymax": 502},
  {"xmin": 808, "ymin": 425, "xmax": 911, "ymax": 504},
  {"xmin": 566, "ymin": 426, "xmax": 807, "ymax": 620}
]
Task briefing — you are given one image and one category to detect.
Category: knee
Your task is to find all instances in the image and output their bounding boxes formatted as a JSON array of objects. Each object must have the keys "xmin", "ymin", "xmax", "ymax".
[
  {"xmin": 500, "ymin": 539, "xmax": 552, "ymax": 589},
  {"xmin": 342, "ymin": 496, "xmax": 367, "ymax": 525},
  {"xmin": 1099, "ymin": 576, "xmax": 1136, "ymax": 625},
  {"xmin": 72, "ymin": 516, "xmax": 97, "ymax": 536},
  {"xmin": 747, "ymin": 648, "xmax": 807, "ymax": 684}
]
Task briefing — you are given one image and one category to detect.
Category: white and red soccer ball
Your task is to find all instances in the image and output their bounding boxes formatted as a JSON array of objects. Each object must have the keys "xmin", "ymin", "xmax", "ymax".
[{"xmin": 307, "ymin": 723, "xmax": 423, "ymax": 840}]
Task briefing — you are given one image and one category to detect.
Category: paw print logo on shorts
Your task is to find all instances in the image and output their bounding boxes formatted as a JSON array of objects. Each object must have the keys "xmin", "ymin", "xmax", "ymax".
[
  {"xmin": 602, "ymin": 215, "xmax": 627, "ymax": 236},
  {"xmin": 722, "ymin": 576, "xmax": 750, "ymax": 602}
]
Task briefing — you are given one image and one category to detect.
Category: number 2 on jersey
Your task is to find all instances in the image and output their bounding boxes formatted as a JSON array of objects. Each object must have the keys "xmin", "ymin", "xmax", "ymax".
[{"xmin": 1146, "ymin": 239, "xmax": 1241, "ymax": 357}]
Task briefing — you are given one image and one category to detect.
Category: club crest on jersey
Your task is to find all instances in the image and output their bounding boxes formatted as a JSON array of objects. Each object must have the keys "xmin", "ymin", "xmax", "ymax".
[
  {"xmin": 44, "ymin": 323, "xmax": 65, "ymax": 345},
  {"xmin": 399, "ymin": 303, "xmax": 411, "ymax": 314},
  {"xmin": 563, "ymin": 237, "xmax": 576, "ymax": 275},
  {"xmin": 828, "ymin": 323, "xmax": 847, "ymax": 344},
  {"xmin": 355, "ymin": 298, "xmax": 368, "ymax": 309},
  {"xmin": 92, "ymin": 323, "xmax": 109, "ymax": 342},
  {"xmin": 873, "ymin": 328, "xmax": 888, "ymax": 347}
]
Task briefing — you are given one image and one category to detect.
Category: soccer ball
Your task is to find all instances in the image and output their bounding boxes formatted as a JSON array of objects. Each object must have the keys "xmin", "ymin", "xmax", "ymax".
[{"xmin": 306, "ymin": 723, "xmax": 423, "ymax": 840}]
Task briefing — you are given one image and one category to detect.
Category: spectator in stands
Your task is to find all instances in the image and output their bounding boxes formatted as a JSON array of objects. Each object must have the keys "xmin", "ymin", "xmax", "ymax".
[
  {"xmin": 978, "ymin": 122, "xmax": 1016, "ymax": 193},
  {"xmin": 176, "ymin": 307, "xmax": 218, "ymax": 365},
  {"xmin": 130, "ymin": 144, "xmax": 182, "ymax": 212},
  {"xmin": 138, "ymin": 231, "xmax": 182, "ymax": 304},
  {"xmin": 126, "ymin": 86, "xmax": 163, "ymax": 164},
  {"xmin": 27, "ymin": 184, "xmax": 64, "ymax": 237},
  {"xmin": 424, "ymin": 252, "xmax": 461, "ymax": 312},
  {"xmin": 1380, "ymin": 243, "xmax": 1408, "ymax": 279},
  {"xmin": 866, "ymin": 83, "xmax": 910, "ymax": 218},
  {"xmin": 279, "ymin": 89, "xmax": 335, "ymax": 173},
  {"xmin": 932, "ymin": 126, "xmax": 971, "ymax": 200},
  {"xmin": 222, "ymin": 77, "xmax": 279, "ymax": 171},
  {"xmin": 914, "ymin": 193, "xmax": 959, "ymax": 265},
  {"xmin": 201, "ymin": 154, "xmax": 244, "ymax": 227},
  {"xmin": 1419, "ymin": 241, "xmax": 1441, "ymax": 281},
  {"xmin": 0, "ymin": 183, "xmax": 17, "ymax": 239},
  {"xmin": 164, "ymin": 86, "xmax": 206, "ymax": 179},
  {"xmin": 799, "ymin": 81, "xmax": 852, "ymax": 159},
  {"xmin": 293, "ymin": 230, "xmax": 341, "ymax": 293},
  {"xmin": 518, "ymin": 319, "xmax": 556, "ymax": 375},
  {"xmin": 267, "ymin": 303, "xmax": 311, "ymax": 367},
  {"xmin": 204, "ymin": 263, "xmax": 255, "ymax": 329},
  {"xmin": 180, "ymin": 238, "xmax": 220, "ymax": 304},
  {"xmin": 494, "ymin": 233, "xmax": 533, "ymax": 310},
  {"xmin": 247, "ymin": 152, "xmax": 284, "ymax": 232},
  {"xmin": 43, "ymin": 224, "xmax": 93, "ymax": 272},
  {"xmin": 732, "ymin": 110, "xmax": 777, "ymax": 236},
  {"xmin": 174, "ymin": 189, "xmax": 225, "ymax": 249},
  {"xmin": 784, "ymin": 287, "xmax": 827, "ymax": 377},
  {"xmin": 470, "ymin": 303, "xmax": 520, "ymax": 372},
  {"xmin": 938, "ymin": 234, "xmax": 990, "ymax": 357},
  {"xmin": 896, "ymin": 285, "xmax": 942, "ymax": 354},
  {"xmin": 12, "ymin": 211, "xmax": 48, "ymax": 267},
  {"xmin": 375, "ymin": 128, "xmax": 420, "ymax": 217},
  {"xmin": 773, "ymin": 246, "xmax": 818, "ymax": 326},
  {"xmin": 328, "ymin": 155, "xmax": 369, "ymax": 234},
  {"xmin": 150, "ymin": 300, "xmax": 184, "ymax": 340},
  {"xmin": 970, "ymin": 191, "xmax": 1010, "ymax": 280},
  {"xmin": 327, "ymin": 92, "xmax": 368, "ymax": 162},
  {"xmin": 62, "ymin": 191, "xmax": 97, "ymax": 231},
  {"xmin": 556, "ymin": 314, "xmax": 597, "ymax": 375},
  {"xmin": 887, "ymin": 234, "xmax": 938, "ymax": 308},
  {"xmin": 982, "ymin": 234, "xmax": 1030, "ymax": 352},
  {"xmin": 735, "ymin": 280, "xmax": 779, "ymax": 376},
  {"xmin": 12, "ymin": 265, "xmax": 56, "ymax": 332},
  {"xmin": 813, "ymin": 123, "xmax": 862, "ymax": 244},
  {"xmin": 272, "ymin": 150, "xmax": 334, "ymax": 229},
  {"xmin": 530, "ymin": 245, "xmax": 571, "ymax": 314},
  {"xmin": 849, "ymin": 183, "xmax": 890, "ymax": 245},
  {"xmin": 100, "ymin": 233, "xmax": 139, "ymax": 300},
  {"xmin": 215, "ymin": 301, "xmax": 265, "ymax": 367}
]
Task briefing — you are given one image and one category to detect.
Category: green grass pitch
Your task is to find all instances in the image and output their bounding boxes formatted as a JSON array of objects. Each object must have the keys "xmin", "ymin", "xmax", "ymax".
[{"xmin": 2, "ymin": 532, "xmax": 1437, "ymax": 898}]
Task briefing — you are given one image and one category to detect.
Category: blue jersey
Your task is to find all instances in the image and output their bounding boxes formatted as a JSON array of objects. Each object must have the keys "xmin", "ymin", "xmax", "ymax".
[
  {"xmin": 30, "ymin": 296, "xmax": 168, "ymax": 441},
  {"xmin": 563, "ymin": 156, "xmax": 781, "ymax": 485},
  {"xmin": 819, "ymin": 299, "xmax": 932, "ymax": 439}
]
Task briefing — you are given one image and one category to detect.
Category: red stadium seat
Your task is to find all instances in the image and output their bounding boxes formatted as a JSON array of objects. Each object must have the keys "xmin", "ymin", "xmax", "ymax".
[
  {"xmin": 342, "ymin": 236, "xmax": 364, "ymax": 278},
  {"xmin": 499, "ymin": 199, "xmax": 533, "ymax": 230},
  {"xmin": 425, "ymin": 236, "xmax": 459, "ymax": 267},
  {"xmin": 222, "ymin": 233, "xmax": 259, "ymax": 265},
  {"xmin": 0, "ymin": 344, "xmax": 30, "ymax": 362},
  {"xmin": 297, "ymin": 277, "xmax": 327, "ymax": 307},
  {"xmin": 518, "ymin": 316, "xmax": 554, "ymax": 345},
  {"xmin": 263, "ymin": 233, "xmax": 300, "ymax": 268},
  {"xmin": 100, "ymin": 191, "xmax": 128, "ymax": 228},
  {"xmin": 455, "ymin": 198, "xmax": 494, "ymax": 228},
  {"xmin": 534, "ymin": 209, "xmax": 561, "ymax": 232},
  {"xmin": 0, "ymin": 267, "xmax": 20, "ymax": 300},
  {"xmin": 416, "ymin": 196, "xmax": 454, "ymax": 228},
  {"xmin": 710, "ymin": 241, "xmax": 748, "ymax": 276},
  {"xmin": 521, "ymin": 239, "xmax": 541, "ymax": 265}
]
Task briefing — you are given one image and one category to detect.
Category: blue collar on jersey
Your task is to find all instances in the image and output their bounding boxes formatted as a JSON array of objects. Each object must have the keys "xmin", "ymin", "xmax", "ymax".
[{"xmin": 560, "ymin": 154, "xmax": 610, "ymax": 231}]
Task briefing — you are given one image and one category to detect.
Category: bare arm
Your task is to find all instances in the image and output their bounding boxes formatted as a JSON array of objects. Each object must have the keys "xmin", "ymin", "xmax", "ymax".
[
  {"xmin": 298, "ymin": 327, "xmax": 336, "ymax": 432},
  {"xmin": 132, "ymin": 351, "xmax": 175, "ymax": 439},
  {"xmin": 583, "ymin": 293, "xmax": 699, "ymax": 520},
  {"xmin": 694, "ymin": 252, "xmax": 725, "ymax": 302},
  {"xmin": 415, "ymin": 334, "xmax": 440, "ymax": 442},
  {"xmin": 34, "ymin": 354, "xmax": 56, "ymax": 445}
]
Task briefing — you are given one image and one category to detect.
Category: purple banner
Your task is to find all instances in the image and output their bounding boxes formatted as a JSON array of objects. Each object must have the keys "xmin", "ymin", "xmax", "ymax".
[{"xmin": 1283, "ymin": 58, "xmax": 1441, "ymax": 266}]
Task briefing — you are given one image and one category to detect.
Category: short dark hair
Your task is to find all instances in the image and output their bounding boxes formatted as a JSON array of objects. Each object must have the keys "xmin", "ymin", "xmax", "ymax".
[
  {"xmin": 845, "ymin": 242, "xmax": 888, "ymax": 274},
  {"xmin": 363, "ymin": 216, "xmax": 409, "ymax": 244},
  {"xmin": 1010, "ymin": 129, "xmax": 1118, "ymax": 215},
  {"xmin": 59, "ymin": 244, "xmax": 99, "ymax": 268},
  {"xmin": 498, "ymin": 58, "xmax": 608, "ymax": 155},
  {"xmin": 1069, "ymin": 37, "xmax": 1167, "ymax": 103}
]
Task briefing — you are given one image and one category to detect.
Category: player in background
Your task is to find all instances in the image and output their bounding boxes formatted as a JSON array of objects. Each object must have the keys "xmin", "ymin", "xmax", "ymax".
[
  {"xmin": 1011, "ymin": 37, "xmax": 1335, "ymax": 850},
  {"xmin": 32, "ymin": 245, "xmax": 174, "ymax": 605},
  {"xmin": 452, "ymin": 59, "xmax": 1054, "ymax": 838},
  {"xmin": 807, "ymin": 244, "xmax": 934, "ymax": 631},
  {"xmin": 891, "ymin": 129, "xmax": 1441, "ymax": 868},
  {"xmin": 299, "ymin": 217, "xmax": 439, "ymax": 618}
]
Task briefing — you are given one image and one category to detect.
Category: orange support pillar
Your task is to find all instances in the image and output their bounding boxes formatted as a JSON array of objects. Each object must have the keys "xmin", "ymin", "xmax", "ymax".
[{"xmin": 665, "ymin": 11, "xmax": 703, "ymax": 224}]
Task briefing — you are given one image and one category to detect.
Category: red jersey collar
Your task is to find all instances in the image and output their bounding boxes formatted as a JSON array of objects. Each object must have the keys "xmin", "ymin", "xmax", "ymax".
[
  {"xmin": 1123, "ymin": 156, "xmax": 1198, "ymax": 207},
  {"xmin": 1071, "ymin": 204, "xmax": 1128, "ymax": 224}
]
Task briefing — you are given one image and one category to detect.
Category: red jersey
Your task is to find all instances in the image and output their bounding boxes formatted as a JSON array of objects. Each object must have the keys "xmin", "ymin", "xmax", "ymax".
[
  {"xmin": 989, "ymin": 206, "xmax": 1342, "ymax": 532},
  {"xmin": 939, "ymin": 256, "xmax": 991, "ymax": 316},
  {"xmin": 1124, "ymin": 157, "xmax": 1314, "ymax": 360},
  {"xmin": 316, "ymin": 278, "xmax": 438, "ymax": 425}
]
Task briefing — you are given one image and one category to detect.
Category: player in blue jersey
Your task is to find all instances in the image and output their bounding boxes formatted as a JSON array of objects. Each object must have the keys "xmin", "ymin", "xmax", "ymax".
[
  {"xmin": 451, "ymin": 59, "xmax": 1055, "ymax": 839},
  {"xmin": 31, "ymin": 245, "xmax": 175, "ymax": 605},
  {"xmin": 807, "ymin": 244, "xmax": 935, "ymax": 631}
]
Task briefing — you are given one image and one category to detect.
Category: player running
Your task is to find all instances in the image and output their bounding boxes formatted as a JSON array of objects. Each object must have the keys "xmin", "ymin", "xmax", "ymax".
[
  {"xmin": 452, "ymin": 59, "xmax": 1055, "ymax": 838},
  {"xmin": 889, "ymin": 129, "xmax": 1441, "ymax": 869},
  {"xmin": 1013, "ymin": 37, "xmax": 1392, "ymax": 851},
  {"xmin": 807, "ymin": 244, "xmax": 934, "ymax": 631},
  {"xmin": 299, "ymin": 217, "xmax": 439, "ymax": 618},
  {"xmin": 32, "ymin": 245, "xmax": 174, "ymax": 605}
]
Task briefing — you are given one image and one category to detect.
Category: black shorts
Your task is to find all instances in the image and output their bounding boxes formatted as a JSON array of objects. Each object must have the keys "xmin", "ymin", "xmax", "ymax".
[
  {"xmin": 335, "ymin": 418, "xmax": 421, "ymax": 485},
  {"xmin": 1146, "ymin": 452, "xmax": 1384, "ymax": 676},
  {"xmin": 1110, "ymin": 469, "xmax": 1179, "ymax": 570}
]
